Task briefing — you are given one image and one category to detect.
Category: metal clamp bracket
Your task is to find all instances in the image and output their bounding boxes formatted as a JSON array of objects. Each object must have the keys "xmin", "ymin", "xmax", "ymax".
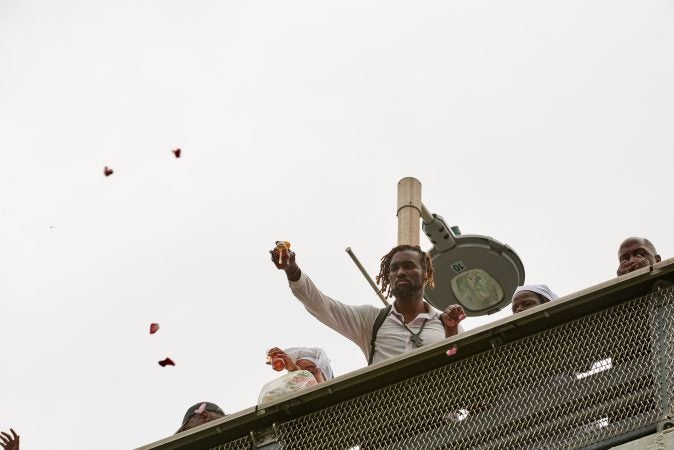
[{"xmin": 250, "ymin": 423, "xmax": 279, "ymax": 448}]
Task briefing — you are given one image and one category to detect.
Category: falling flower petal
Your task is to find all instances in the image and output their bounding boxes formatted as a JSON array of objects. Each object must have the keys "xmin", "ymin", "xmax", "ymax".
[
  {"xmin": 150, "ymin": 323, "xmax": 160, "ymax": 334},
  {"xmin": 172, "ymin": 148, "xmax": 181, "ymax": 158},
  {"xmin": 104, "ymin": 166, "xmax": 114, "ymax": 177},
  {"xmin": 446, "ymin": 347, "xmax": 458, "ymax": 357},
  {"xmin": 158, "ymin": 357, "xmax": 175, "ymax": 367}
]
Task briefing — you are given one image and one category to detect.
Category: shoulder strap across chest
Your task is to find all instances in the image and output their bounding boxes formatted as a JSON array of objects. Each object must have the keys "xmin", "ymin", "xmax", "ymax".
[{"xmin": 368, "ymin": 304, "xmax": 392, "ymax": 365}]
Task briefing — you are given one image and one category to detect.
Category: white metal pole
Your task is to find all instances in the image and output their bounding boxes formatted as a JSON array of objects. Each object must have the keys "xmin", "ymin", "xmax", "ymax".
[
  {"xmin": 345, "ymin": 247, "xmax": 388, "ymax": 306},
  {"xmin": 397, "ymin": 177, "xmax": 422, "ymax": 246}
]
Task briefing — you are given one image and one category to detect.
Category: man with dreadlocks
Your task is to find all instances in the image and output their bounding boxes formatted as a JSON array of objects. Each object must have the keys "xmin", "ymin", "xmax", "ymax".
[{"xmin": 271, "ymin": 243, "xmax": 465, "ymax": 365}]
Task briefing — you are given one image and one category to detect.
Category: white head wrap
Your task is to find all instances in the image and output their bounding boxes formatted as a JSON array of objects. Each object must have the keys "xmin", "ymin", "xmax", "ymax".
[
  {"xmin": 513, "ymin": 284, "xmax": 559, "ymax": 302},
  {"xmin": 284, "ymin": 347, "xmax": 334, "ymax": 381}
]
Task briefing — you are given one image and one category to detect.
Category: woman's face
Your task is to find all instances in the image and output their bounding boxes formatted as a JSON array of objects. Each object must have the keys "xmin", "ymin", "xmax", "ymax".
[
  {"xmin": 511, "ymin": 291, "xmax": 544, "ymax": 314},
  {"xmin": 296, "ymin": 359, "xmax": 326, "ymax": 383}
]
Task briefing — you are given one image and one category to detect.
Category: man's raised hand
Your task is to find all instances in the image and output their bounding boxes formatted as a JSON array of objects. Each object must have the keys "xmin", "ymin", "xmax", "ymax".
[
  {"xmin": 269, "ymin": 243, "xmax": 301, "ymax": 281},
  {"xmin": 270, "ymin": 247, "xmax": 295, "ymax": 270}
]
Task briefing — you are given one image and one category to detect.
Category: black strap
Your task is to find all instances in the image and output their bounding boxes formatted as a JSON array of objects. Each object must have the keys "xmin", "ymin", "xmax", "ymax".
[{"xmin": 368, "ymin": 305, "xmax": 392, "ymax": 365}]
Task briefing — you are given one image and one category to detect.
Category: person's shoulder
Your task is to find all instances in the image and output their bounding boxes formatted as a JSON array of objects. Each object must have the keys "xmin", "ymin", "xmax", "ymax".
[
  {"xmin": 357, "ymin": 304, "xmax": 389, "ymax": 323},
  {"xmin": 336, "ymin": 303, "xmax": 383, "ymax": 326},
  {"xmin": 353, "ymin": 303, "xmax": 384, "ymax": 313},
  {"xmin": 423, "ymin": 301, "xmax": 443, "ymax": 316}
]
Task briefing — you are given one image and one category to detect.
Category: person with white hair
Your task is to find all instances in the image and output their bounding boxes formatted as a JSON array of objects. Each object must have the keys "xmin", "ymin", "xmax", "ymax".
[
  {"xmin": 266, "ymin": 346, "xmax": 334, "ymax": 383},
  {"xmin": 259, "ymin": 347, "xmax": 334, "ymax": 404},
  {"xmin": 511, "ymin": 284, "xmax": 559, "ymax": 314}
]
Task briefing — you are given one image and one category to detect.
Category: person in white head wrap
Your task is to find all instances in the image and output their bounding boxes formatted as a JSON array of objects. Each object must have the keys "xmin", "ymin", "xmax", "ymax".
[
  {"xmin": 267, "ymin": 346, "xmax": 334, "ymax": 383},
  {"xmin": 511, "ymin": 284, "xmax": 559, "ymax": 314}
]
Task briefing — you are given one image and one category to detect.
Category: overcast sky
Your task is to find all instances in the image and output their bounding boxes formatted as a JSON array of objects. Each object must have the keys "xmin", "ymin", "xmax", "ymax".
[{"xmin": 1, "ymin": 1, "xmax": 673, "ymax": 449}]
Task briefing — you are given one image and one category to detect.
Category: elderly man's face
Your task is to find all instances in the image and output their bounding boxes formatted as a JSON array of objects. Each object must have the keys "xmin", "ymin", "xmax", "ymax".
[{"xmin": 617, "ymin": 238, "xmax": 661, "ymax": 276}]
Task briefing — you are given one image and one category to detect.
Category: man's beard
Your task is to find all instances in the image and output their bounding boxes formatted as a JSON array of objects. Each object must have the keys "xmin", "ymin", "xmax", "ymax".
[{"xmin": 392, "ymin": 283, "xmax": 422, "ymax": 299}]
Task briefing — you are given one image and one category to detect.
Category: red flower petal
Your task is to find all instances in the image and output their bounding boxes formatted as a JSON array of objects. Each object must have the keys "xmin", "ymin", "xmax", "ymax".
[
  {"xmin": 104, "ymin": 166, "xmax": 114, "ymax": 177},
  {"xmin": 149, "ymin": 323, "xmax": 160, "ymax": 334},
  {"xmin": 172, "ymin": 148, "xmax": 181, "ymax": 158},
  {"xmin": 158, "ymin": 357, "xmax": 175, "ymax": 367}
]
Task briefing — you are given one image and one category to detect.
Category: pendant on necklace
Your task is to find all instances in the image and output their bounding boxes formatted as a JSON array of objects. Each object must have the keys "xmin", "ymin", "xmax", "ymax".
[{"xmin": 410, "ymin": 334, "xmax": 423, "ymax": 347}]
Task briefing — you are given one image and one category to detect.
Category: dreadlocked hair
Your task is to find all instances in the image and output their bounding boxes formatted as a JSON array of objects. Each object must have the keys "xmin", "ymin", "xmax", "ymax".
[{"xmin": 375, "ymin": 245, "xmax": 435, "ymax": 299}]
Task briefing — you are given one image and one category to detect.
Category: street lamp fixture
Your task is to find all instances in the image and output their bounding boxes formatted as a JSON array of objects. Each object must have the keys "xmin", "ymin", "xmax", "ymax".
[{"xmin": 421, "ymin": 206, "xmax": 525, "ymax": 316}]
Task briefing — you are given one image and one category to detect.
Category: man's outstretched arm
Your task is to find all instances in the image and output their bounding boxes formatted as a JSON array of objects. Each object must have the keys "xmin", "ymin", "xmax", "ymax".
[{"xmin": 270, "ymin": 244, "xmax": 378, "ymax": 358}]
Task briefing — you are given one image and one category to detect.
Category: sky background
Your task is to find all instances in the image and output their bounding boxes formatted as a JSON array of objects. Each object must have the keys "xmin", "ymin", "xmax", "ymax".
[{"xmin": 1, "ymin": 1, "xmax": 673, "ymax": 449}]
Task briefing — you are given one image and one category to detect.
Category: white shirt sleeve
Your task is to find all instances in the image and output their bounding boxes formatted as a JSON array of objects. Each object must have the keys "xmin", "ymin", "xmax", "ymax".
[{"xmin": 289, "ymin": 272, "xmax": 380, "ymax": 359}]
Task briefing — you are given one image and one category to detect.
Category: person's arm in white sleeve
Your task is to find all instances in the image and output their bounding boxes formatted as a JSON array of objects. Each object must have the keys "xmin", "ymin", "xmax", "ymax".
[
  {"xmin": 270, "ymin": 245, "xmax": 378, "ymax": 357},
  {"xmin": 290, "ymin": 271, "xmax": 377, "ymax": 350}
]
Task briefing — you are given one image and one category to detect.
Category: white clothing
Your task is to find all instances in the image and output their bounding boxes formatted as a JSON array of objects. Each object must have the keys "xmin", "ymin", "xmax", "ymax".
[
  {"xmin": 283, "ymin": 346, "xmax": 333, "ymax": 380},
  {"xmin": 289, "ymin": 272, "xmax": 463, "ymax": 365},
  {"xmin": 514, "ymin": 284, "xmax": 559, "ymax": 302}
]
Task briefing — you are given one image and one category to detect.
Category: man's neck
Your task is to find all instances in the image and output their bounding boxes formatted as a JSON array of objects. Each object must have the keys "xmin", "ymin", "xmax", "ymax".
[{"xmin": 394, "ymin": 295, "xmax": 427, "ymax": 324}]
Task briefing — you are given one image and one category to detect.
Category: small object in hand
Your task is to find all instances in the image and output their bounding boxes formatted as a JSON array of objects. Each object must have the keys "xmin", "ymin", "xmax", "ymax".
[
  {"xmin": 150, "ymin": 323, "xmax": 160, "ymax": 334},
  {"xmin": 158, "ymin": 357, "xmax": 175, "ymax": 367},
  {"xmin": 275, "ymin": 241, "xmax": 291, "ymax": 264},
  {"xmin": 446, "ymin": 347, "xmax": 458, "ymax": 357},
  {"xmin": 271, "ymin": 356, "xmax": 285, "ymax": 371},
  {"xmin": 266, "ymin": 354, "xmax": 286, "ymax": 371},
  {"xmin": 103, "ymin": 166, "xmax": 114, "ymax": 177},
  {"xmin": 172, "ymin": 148, "xmax": 181, "ymax": 158}
]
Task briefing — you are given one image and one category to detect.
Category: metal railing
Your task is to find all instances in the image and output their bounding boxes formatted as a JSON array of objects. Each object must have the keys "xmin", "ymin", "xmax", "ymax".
[{"xmin": 137, "ymin": 259, "xmax": 674, "ymax": 450}]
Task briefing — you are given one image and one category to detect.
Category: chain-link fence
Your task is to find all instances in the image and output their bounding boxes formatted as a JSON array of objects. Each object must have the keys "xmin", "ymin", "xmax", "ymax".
[{"xmin": 207, "ymin": 287, "xmax": 674, "ymax": 450}]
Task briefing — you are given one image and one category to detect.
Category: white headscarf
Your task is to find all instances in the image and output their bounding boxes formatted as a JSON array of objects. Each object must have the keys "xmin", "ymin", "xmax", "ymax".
[
  {"xmin": 284, "ymin": 347, "xmax": 334, "ymax": 381},
  {"xmin": 513, "ymin": 284, "xmax": 559, "ymax": 302}
]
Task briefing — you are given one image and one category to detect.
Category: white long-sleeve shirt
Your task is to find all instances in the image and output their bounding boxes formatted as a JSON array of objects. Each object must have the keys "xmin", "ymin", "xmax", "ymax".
[{"xmin": 289, "ymin": 272, "xmax": 462, "ymax": 365}]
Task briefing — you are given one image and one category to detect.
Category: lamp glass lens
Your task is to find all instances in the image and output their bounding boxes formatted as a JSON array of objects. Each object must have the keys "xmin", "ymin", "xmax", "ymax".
[{"xmin": 450, "ymin": 269, "xmax": 504, "ymax": 311}]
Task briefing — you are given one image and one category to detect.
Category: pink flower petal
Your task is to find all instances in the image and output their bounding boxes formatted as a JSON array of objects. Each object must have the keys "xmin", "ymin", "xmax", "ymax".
[
  {"xmin": 103, "ymin": 166, "xmax": 114, "ymax": 177},
  {"xmin": 172, "ymin": 148, "xmax": 181, "ymax": 158},
  {"xmin": 149, "ymin": 323, "xmax": 160, "ymax": 334},
  {"xmin": 158, "ymin": 357, "xmax": 175, "ymax": 367},
  {"xmin": 446, "ymin": 347, "xmax": 458, "ymax": 357}
]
